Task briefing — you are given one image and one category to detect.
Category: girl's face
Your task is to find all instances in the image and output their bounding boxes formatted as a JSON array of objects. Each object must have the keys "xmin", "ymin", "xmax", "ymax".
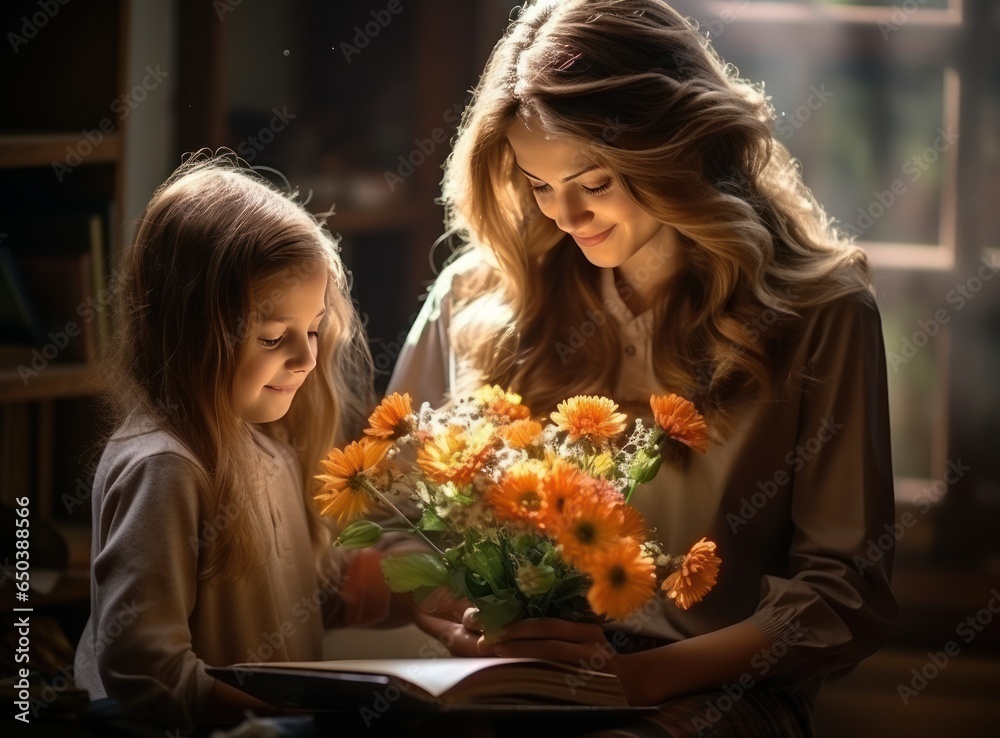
[
  {"xmin": 506, "ymin": 118, "xmax": 676, "ymax": 269},
  {"xmin": 234, "ymin": 264, "xmax": 328, "ymax": 424}
]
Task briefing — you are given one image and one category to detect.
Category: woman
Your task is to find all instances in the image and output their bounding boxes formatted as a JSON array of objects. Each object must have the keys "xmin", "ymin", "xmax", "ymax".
[{"xmin": 391, "ymin": 1, "xmax": 896, "ymax": 734}]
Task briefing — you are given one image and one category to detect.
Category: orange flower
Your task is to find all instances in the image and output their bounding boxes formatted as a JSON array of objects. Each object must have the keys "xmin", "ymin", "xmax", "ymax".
[
  {"xmin": 539, "ymin": 458, "xmax": 585, "ymax": 527},
  {"xmin": 364, "ymin": 392, "xmax": 413, "ymax": 441},
  {"xmin": 489, "ymin": 462, "xmax": 547, "ymax": 527},
  {"xmin": 416, "ymin": 424, "xmax": 496, "ymax": 487},
  {"xmin": 553, "ymin": 488, "xmax": 624, "ymax": 567},
  {"xmin": 661, "ymin": 538, "xmax": 721, "ymax": 610},
  {"xmin": 475, "ymin": 384, "xmax": 531, "ymax": 423},
  {"xmin": 550, "ymin": 395, "xmax": 628, "ymax": 444},
  {"xmin": 620, "ymin": 505, "xmax": 647, "ymax": 541},
  {"xmin": 584, "ymin": 539, "xmax": 656, "ymax": 621},
  {"xmin": 498, "ymin": 419, "xmax": 543, "ymax": 448},
  {"xmin": 314, "ymin": 439, "xmax": 390, "ymax": 525},
  {"xmin": 649, "ymin": 394, "xmax": 710, "ymax": 454}
]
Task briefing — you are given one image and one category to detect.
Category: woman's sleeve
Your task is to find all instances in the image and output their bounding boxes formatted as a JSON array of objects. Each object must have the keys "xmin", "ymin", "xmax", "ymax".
[
  {"xmin": 386, "ymin": 267, "xmax": 457, "ymax": 407},
  {"xmin": 89, "ymin": 453, "xmax": 213, "ymax": 732},
  {"xmin": 744, "ymin": 292, "xmax": 898, "ymax": 683}
]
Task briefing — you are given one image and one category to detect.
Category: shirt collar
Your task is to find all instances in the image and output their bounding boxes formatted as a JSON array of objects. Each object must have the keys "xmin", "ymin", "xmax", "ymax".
[{"xmin": 599, "ymin": 268, "xmax": 655, "ymax": 337}]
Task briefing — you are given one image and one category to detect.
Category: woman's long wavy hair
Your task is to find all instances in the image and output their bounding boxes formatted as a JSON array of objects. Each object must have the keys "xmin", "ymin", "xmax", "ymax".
[
  {"xmin": 103, "ymin": 151, "xmax": 373, "ymax": 580},
  {"xmin": 440, "ymin": 0, "xmax": 873, "ymax": 428}
]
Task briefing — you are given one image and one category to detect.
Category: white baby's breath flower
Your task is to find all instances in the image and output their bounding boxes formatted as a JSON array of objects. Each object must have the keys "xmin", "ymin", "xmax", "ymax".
[
  {"xmin": 413, "ymin": 480, "xmax": 432, "ymax": 506},
  {"xmin": 492, "ymin": 446, "xmax": 528, "ymax": 476}
]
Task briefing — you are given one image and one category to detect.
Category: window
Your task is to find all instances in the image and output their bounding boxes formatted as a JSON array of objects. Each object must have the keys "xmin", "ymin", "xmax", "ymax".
[{"xmin": 669, "ymin": 0, "xmax": 999, "ymax": 626}]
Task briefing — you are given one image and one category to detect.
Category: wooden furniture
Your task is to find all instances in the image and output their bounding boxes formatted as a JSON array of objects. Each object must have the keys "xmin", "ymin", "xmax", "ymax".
[{"xmin": 0, "ymin": 0, "xmax": 130, "ymax": 616}]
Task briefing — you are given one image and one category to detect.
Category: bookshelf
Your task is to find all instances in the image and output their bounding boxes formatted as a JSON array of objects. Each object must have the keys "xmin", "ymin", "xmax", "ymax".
[
  {"xmin": 162, "ymin": 0, "xmax": 499, "ymax": 397},
  {"xmin": 1, "ymin": 0, "xmax": 508, "ymax": 655},
  {"xmin": 0, "ymin": 0, "xmax": 129, "ymax": 628}
]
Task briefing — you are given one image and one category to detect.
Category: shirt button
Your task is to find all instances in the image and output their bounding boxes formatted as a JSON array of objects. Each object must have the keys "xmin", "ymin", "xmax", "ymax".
[{"xmin": 625, "ymin": 345, "xmax": 636, "ymax": 356}]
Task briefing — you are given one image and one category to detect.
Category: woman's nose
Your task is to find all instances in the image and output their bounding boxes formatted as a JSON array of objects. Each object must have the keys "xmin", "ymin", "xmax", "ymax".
[{"xmin": 554, "ymin": 193, "xmax": 593, "ymax": 233}]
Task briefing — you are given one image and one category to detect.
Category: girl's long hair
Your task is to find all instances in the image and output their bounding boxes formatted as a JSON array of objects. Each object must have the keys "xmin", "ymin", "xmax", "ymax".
[
  {"xmin": 440, "ymin": 0, "xmax": 872, "ymax": 427},
  {"xmin": 103, "ymin": 151, "xmax": 373, "ymax": 580}
]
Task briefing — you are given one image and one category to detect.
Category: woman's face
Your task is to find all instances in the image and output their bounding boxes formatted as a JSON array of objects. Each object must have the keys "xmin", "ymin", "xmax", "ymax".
[{"xmin": 506, "ymin": 118, "xmax": 675, "ymax": 269}]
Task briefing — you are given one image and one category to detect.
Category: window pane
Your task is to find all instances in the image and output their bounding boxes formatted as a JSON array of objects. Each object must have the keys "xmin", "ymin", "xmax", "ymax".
[
  {"xmin": 882, "ymin": 298, "xmax": 941, "ymax": 480},
  {"xmin": 705, "ymin": 45, "xmax": 950, "ymax": 245},
  {"xmin": 986, "ymin": 49, "xmax": 1000, "ymax": 251},
  {"xmin": 744, "ymin": 0, "xmax": 950, "ymax": 9}
]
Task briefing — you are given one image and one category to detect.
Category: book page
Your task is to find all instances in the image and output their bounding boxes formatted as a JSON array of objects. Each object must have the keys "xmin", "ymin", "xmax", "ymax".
[{"xmin": 235, "ymin": 658, "xmax": 576, "ymax": 699}]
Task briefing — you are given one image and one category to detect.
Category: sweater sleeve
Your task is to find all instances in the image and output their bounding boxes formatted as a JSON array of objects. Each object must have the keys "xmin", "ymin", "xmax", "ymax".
[
  {"xmin": 744, "ymin": 292, "xmax": 898, "ymax": 684},
  {"xmin": 386, "ymin": 266, "xmax": 457, "ymax": 408},
  {"xmin": 89, "ymin": 452, "xmax": 214, "ymax": 732}
]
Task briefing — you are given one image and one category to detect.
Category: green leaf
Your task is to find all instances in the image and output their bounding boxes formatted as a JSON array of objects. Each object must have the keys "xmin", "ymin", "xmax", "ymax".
[
  {"xmin": 462, "ymin": 569, "xmax": 493, "ymax": 599},
  {"xmin": 380, "ymin": 552, "xmax": 451, "ymax": 593},
  {"xmin": 416, "ymin": 506, "xmax": 447, "ymax": 532},
  {"xmin": 473, "ymin": 590, "xmax": 525, "ymax": 638},
  {"xmin": 464, "ymin": 542, "xmax": 507, "ymax": 592},
  {"xmin": 452, "ymin": 491, "xmax": 475, "ymax": 506}
]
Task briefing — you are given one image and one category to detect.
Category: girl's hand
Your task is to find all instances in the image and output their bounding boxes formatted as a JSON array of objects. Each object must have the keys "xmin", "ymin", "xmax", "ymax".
[
  {"xmin": 407, "ymin": 597, "xmax": 483, "ymax": 657},
  {"xmin": 490, "ymin": 617, "xmax": 660, "ymax": 705}
]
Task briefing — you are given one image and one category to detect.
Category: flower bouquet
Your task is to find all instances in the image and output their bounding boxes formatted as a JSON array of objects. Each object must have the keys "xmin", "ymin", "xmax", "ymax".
[{"xmin": 314, "ymin": 387, "xmax": 721, "ymax": 636}]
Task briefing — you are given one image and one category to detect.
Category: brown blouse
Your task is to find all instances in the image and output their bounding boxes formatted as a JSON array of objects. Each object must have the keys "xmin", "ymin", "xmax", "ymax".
[{"xmin": 387, "ymin": 255, "xmax": 897, "ymax": 704}]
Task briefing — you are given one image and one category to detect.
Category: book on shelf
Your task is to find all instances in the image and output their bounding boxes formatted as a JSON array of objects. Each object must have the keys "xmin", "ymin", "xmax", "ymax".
[
  {"xmin": 17, "ymin": 251, "xmax": 96, "ymax": 361},
  {"xmin": 1, "ymin": 209, "xmax": 109, "ymax": 360},
  {"xmin": 0, "ymin": 246, "xmax": 45, "ymax": 344},
  {"xmin": 207, "ymin": 658, "xmax": 653, "ymax": 714}
]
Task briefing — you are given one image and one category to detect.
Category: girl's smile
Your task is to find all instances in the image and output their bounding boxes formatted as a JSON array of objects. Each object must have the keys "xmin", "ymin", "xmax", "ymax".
[{"xmin": 234, "ymin": 265, "xmax": 329, "ymax": 424}]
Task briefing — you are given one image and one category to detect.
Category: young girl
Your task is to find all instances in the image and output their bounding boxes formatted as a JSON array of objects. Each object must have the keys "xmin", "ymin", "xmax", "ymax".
[
  {"xmin": 389, "ymin": 1, "xmax": 896, "ymax": 735},
  {"xmin": 73, "ymin": 153, "xmax": 401, "ymax": 733}
]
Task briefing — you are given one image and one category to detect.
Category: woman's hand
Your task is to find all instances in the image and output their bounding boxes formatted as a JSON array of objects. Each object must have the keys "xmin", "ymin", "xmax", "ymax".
[{"xmin": 490, "ymin": 617, "xmax": 662, "ymax": 705}]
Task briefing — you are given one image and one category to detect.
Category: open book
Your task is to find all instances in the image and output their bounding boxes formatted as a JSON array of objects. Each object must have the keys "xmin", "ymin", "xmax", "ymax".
[{"xmin": 207, "ymin": 658, "xmax": 649, "ymax": 713}]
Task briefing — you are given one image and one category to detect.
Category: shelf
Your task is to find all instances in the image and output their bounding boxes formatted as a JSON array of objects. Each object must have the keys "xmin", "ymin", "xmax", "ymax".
[
  {"xmin": 0, "ymin": 133, "xmax": 122, "ymax": 169},
  {"xmin": 0, "ymin": 362, "xmax": 101, "ymax": 403}
]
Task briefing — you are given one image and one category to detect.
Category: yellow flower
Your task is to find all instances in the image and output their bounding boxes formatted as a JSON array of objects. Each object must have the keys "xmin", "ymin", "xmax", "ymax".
[
  {"xmin": 649, "ymin": 394, "xmax": 710, "ymax": 454},
  {"xmin": 661, "ymin": 538, "xmax": 721, "ymax": 610},
  {"xmin": 475, "ymin": 384, "xmax": 531, "ymax": 424},
  {"xmin": 584, "ymin": 539, "xmax": 656, "ymax": 621},
  {"xmin": 416, "ymin": 424, "xmax": 496, "ymax": 487},
  {"xmin": 489, "ymin": 462, "xmax": 547, "ymax": 527},
  {"xmin": 585, "ymin": 452, "xmax": 615, "ymax": 478},
  {"xmin": 498, "ymin": 419, "xmax": 543, "ymax": 448},
  {"xmin": 364, "ymin": 392, "xmax": 413, "ymax": 441},
  {"xmin": 314, "ymin": 439, "xmax": 389, "ymax": 525},
  {"xmin": 550, "ymin": 395, "xmax": 628, "ymax": 444}
]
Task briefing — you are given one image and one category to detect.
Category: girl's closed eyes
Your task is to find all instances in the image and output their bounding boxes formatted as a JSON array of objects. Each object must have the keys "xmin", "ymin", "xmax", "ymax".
[{"xmin": 257, "ymin": 330, "xmax": 321, "ymax": 349}]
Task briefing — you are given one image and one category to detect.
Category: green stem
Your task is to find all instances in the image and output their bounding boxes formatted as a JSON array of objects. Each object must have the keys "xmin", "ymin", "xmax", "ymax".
[
  {"xmin": 623, "ymin": 479, "xmax": 639, "ymax": 505},
  {"xmin": 361, "ymin": 479, "xmax": 446, "ymax": 556}
]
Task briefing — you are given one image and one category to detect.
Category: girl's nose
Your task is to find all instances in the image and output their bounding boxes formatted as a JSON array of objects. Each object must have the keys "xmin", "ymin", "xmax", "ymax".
[{"xmin": 287, "ymin": 333, "xmax": 317, "ymax": 373}]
